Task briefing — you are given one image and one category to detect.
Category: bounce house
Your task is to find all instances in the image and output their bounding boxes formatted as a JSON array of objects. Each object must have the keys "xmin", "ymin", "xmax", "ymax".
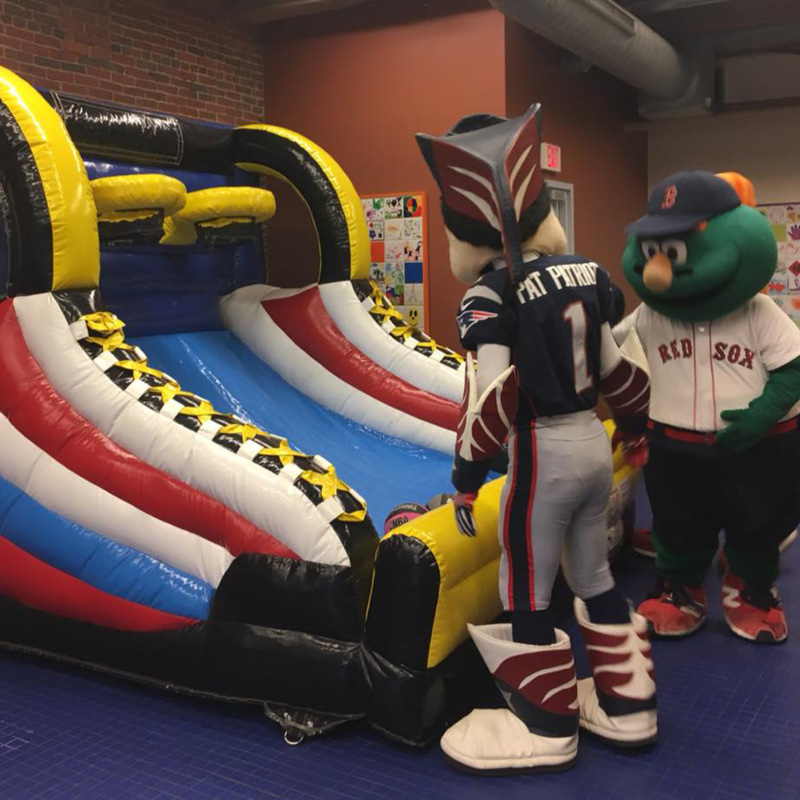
[{"xmin": 0, "ymin": 65, "xmax": 638, "ymax": 746}]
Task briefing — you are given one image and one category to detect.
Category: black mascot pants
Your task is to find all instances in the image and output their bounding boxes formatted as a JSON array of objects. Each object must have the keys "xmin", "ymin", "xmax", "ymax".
[{"xmin": 643, "ymin": 425, "xmax": 800, "ymax": 588}]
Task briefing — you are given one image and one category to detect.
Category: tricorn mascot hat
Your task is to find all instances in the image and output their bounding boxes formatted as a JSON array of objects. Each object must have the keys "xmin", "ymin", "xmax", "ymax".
[{"xmin": 416, "ymin": 104, "xmax": 554, "ymax": 285}]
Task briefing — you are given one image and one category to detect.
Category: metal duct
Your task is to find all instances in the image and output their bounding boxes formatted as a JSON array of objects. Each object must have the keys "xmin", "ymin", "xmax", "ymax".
[{"xmin": 490, "ymin": 0, "xmax": 695, "ymax": 101}]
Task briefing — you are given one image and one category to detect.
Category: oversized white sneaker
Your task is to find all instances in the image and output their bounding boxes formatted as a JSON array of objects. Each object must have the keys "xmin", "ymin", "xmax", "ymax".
[
  {"xmin": 574, "ymin": 598, "xmax": 657, "ymax": 747},
  {"xmin": 440, "ymin": 624, "xmax": 579, "ymax": 774},
  {"xmin": 441, "ymin": 708, "xmax": 578, "ymax": 775},
  {"xmin": 575, "ymin": 679, "xmax": 657, "ymax": 747}
]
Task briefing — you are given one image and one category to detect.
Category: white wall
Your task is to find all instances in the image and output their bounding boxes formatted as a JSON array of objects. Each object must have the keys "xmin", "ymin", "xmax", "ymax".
[{"xmin": 648, "ymin": 106, "xmax": 800, "ymax": 204}]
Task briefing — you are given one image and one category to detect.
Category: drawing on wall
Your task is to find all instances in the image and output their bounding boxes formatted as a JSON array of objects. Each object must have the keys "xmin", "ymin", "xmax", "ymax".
[
  {"xmin": 759, "ymin": 202, "xmax": 800, "ymax": 327},
  {"xmin": 361, "ymin": 192, "xmax": 428, "ymax": 331}
]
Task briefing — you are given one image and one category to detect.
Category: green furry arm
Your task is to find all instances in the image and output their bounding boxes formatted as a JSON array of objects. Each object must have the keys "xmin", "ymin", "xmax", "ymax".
[{"xmin": 717, "ymin": 356, "xmax": 800, "ymax": 452}]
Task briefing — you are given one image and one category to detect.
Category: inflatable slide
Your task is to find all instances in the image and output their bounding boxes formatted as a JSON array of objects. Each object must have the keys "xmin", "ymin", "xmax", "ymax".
[{"xmin": 0, "ymin": 66, "xmax": 639, "ymax": 746}]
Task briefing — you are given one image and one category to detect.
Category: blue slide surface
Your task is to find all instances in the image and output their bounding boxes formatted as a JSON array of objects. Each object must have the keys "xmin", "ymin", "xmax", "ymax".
[{"xmin": 135, "ymin": 331, "xmax": 455, "ymax": 531}]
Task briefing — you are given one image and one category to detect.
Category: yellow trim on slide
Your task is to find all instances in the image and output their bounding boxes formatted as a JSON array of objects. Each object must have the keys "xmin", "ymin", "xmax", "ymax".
[
  {"xmin": 0, "ymin": 66, "xmax": 99, "ymax": 291},
  {"xmin": 237, "ymin": 124, "xmax": 370, "ymax": 280}
]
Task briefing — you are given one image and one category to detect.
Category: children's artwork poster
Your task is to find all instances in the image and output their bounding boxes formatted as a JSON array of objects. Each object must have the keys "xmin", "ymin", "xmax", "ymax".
[
  {"xmin": 361, "ymin": 192, "xmax": 427, "ymax": 331},
  {"xmin": 759, "ymin": 203, "xmax": 800, "ymax": 327}
]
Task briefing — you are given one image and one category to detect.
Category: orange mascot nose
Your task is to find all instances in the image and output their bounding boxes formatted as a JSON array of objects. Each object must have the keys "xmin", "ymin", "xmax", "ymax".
[{"xmin": 643, "ymin": 252, "xmax": 673, "ymax": 293}]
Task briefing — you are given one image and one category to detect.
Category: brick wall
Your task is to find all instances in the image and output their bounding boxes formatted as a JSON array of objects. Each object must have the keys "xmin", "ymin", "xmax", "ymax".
[{"xmin": 0, "ymin": 0, "xmax": 264, "ymax": 125}]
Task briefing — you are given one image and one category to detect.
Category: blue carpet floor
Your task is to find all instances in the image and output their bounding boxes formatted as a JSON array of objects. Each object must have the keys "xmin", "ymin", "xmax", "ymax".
[{"xmin": 1, "ymin": 503, "xmax": 798, "ymax": 800}]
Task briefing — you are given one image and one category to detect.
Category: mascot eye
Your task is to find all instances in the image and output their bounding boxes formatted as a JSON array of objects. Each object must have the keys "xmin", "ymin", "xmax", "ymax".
[
  {"xmin": 661, "ymin": 239, "xmax": 688, "ymax": 265},
  {"xmin": 641, "ymin": 239, "xmax": 659, "ymax": 260}
]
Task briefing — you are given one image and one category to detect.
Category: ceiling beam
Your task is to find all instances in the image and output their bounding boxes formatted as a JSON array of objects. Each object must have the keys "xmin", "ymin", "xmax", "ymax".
[
  {"xmin": 234, "ymin": 0, "xmax": 373, "ymax": 24},
  {"xmin": 623, "ymin": 0, "xmax": 729, "ymax": 14}
]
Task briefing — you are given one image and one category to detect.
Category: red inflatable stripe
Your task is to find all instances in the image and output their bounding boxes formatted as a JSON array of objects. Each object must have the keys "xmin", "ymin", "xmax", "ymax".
[
  {"xmin": 0, "ymin": 299, "xmax": 298, "ymax": 560},
  {"xmin": 264, "ymin": 289, "xmax": 460, "ymax": 431},
  {"xmin": 0, "ymin": 535, "xmax": 194, "ymax": 631}
]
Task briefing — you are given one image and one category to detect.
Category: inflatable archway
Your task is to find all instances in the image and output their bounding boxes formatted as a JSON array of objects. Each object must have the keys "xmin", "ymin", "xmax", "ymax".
[{"xmin": 0, "ymin": 65, "xmax": 640, "ymax": 746}]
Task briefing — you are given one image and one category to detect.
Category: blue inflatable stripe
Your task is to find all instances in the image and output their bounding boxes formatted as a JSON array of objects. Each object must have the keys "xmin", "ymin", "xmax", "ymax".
[
  {"xmin": 0, "ymin": 475, "xmax": 212, "ymax": 620},
  {"xmin": 133, "ymin": 330, "xmax": 456, "ymax": 531}
]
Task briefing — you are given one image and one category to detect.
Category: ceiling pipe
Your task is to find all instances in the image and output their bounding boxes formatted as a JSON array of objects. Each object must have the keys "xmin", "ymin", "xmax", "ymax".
[{"xmin": 490, "ymin": 0, "xmax": 695, "ymax": 101}]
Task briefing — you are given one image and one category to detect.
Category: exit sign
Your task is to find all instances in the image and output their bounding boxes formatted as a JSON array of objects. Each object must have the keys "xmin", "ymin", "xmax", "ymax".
[{"xmin": 541, "ymin": 142, "xmax": 561, "ymax": 173}]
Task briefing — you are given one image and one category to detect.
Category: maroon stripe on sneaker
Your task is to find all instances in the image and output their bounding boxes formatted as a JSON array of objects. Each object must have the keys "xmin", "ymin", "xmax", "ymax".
[{"xmin": 494, "ymin": 649, "xmax": 577, "ymax": 717}]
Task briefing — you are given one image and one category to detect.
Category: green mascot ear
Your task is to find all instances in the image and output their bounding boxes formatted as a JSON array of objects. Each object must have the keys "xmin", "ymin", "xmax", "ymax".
[
  {"xmin": 622, "ymin": 234, "xmax": 644, "ymax": 293},
  {"xmin": 622, "ymin": 206, "xmax": 777, "ymax": 322},
  {"xmin": 728, "ymin": 205, "xmax": 778, "ymax": 291}
]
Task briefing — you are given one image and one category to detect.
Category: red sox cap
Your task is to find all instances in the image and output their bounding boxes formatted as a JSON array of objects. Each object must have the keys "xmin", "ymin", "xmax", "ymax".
[{"xmin": 626, "ymin": 170, "xmax": 741, "ymax": 237}]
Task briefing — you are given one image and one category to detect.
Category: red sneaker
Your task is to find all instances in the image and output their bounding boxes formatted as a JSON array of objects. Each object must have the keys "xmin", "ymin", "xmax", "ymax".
[
  {"xmin": 637, "ymin": 581, "xmax": 707, "ymax": 637},
  {"xmin": 631, "ymin": 529, "xmax": 656, "ymax": 558},
  {"xmin": 721, "ymin": 573, "xmax": 788, "ymax": 644}
]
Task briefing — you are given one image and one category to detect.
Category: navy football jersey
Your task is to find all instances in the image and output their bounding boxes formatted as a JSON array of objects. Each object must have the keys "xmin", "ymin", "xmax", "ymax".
[{"xmin": 456, "ymin": 254, "xmax": 613, "ymax": 424}]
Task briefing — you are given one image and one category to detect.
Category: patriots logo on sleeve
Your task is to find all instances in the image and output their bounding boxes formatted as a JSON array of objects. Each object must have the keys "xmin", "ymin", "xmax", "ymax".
[{"xmin": 457, "ymin": 303, "xmax": 499, "ymax": 338}]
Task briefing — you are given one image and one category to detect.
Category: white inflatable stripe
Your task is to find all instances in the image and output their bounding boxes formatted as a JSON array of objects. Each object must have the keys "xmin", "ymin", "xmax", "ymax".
[
  {"xmin": 313, "ymin": 455, "xmax": 332, "ymax": 471},
  {"xmin": 93, "ymin": 350, "xmax": 117, "ymax": 372},
  {"xmin": 0, "ymin": 413, "xmax": 231, "ymax": 587},
  {"xmin": 317, "ymin": 281, "xmax": 465, "ymax": 403},
  {"xmin": 280, "ymin": 462, "xmax": 303, "ymax": 482},
  {"xmin": 198, "ymin": 420, "xmax": 223, "ymax": 440},
  {"xmin": 220, "ymin": 288, "xmax": 456, "ymax": 454},
  {"xmin": 125, "ymin": 379, "xmax": 149, "ymax": 400},
  {"xmin": 317, "ymin": 495, "xmax": 345, "ymax": 523},
  {"xmin": 160, "ymin": 398, "xmax": 184, "ymax": 420},
  {"xmin": 14, "ymin": 293, "xmax": 350, "ymax": 567},
  {"xmin": 237, "ymin": 439, "xmax": 262, "ymax": 461},
  {"xmin": 69, "ymin": 319, "xmax": 88, "ymax": 340}
]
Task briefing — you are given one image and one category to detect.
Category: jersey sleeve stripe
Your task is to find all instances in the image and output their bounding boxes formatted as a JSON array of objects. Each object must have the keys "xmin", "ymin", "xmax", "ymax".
[
  {"xmin": 602, "ymin": 361, "xmax": 650, "ymax": 418},
  {"xmin": 463, "ymin": 284, "xmax": 504, "ymax": 306},
  {"xmin": 600, "ymin": 359, "xmax": 635, "ymax": 396},
  {"xmin": 607, "ymin": 369, "xmax": 649, "ymax": 406}
]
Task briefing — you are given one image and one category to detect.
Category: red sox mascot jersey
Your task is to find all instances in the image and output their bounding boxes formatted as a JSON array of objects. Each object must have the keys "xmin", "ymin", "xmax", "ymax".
[{"xmin": 624, "ymin": 294, "xmax": 800, "ymax": 431}]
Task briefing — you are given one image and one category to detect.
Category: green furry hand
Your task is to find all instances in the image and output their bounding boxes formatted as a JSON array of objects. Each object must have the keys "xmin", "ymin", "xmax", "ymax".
[
  {"xmin": 717, "ymin": 408, "xmax": 773, "ymax": 452},
  {"xmin": 717, "ymin": 357, "xmax": 800, "ymax": 452}
]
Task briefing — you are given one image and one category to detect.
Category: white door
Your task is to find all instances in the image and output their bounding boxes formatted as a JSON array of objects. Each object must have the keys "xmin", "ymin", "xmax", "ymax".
[{"xmin": 546, "ymin": 180, "xmax": 575, "ymax": 253}]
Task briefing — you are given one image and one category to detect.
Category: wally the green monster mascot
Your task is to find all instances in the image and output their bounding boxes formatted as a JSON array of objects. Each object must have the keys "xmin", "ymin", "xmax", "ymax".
[{"xmin": 620, "ymin": 170, "xmax": 800, "ymax": 644}]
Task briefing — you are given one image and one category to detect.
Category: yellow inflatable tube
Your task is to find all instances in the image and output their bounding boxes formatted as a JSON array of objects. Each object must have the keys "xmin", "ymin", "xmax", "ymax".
[
  {"xmin": 91, "ymin": 174, "xmax": 187, "ymax": 222},
  {"xmin": 161, "ymin": 186, "xmax": 276, "ymax": 246},
  {"xmin": 0, "ymin": 64, "xmax": 99, "ymax": 293},
  {"xmin": 367, "ymin": 420, "xmax": 639, "ymax": 671}
]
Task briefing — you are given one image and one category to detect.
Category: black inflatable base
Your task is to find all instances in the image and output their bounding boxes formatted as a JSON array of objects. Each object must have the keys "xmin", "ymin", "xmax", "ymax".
[
  {"xmin": 0, "ymin": 596, "xmax": 367, "ymax": 721},
  {"xmin": 0, "ymin": 571, "xmax": 577, "ymax": 747}
]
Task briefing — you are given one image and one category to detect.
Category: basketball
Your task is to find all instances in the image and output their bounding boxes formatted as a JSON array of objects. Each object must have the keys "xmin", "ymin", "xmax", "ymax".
[{"xmin": 383, "ymin": 502, "xmax": 428, "ymax": 535}]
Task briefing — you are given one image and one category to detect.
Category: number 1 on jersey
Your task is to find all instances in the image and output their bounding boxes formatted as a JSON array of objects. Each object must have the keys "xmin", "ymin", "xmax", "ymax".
[{"xmin": 563, "ymin": 301, "xmax": 594, "ymax": 394}]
